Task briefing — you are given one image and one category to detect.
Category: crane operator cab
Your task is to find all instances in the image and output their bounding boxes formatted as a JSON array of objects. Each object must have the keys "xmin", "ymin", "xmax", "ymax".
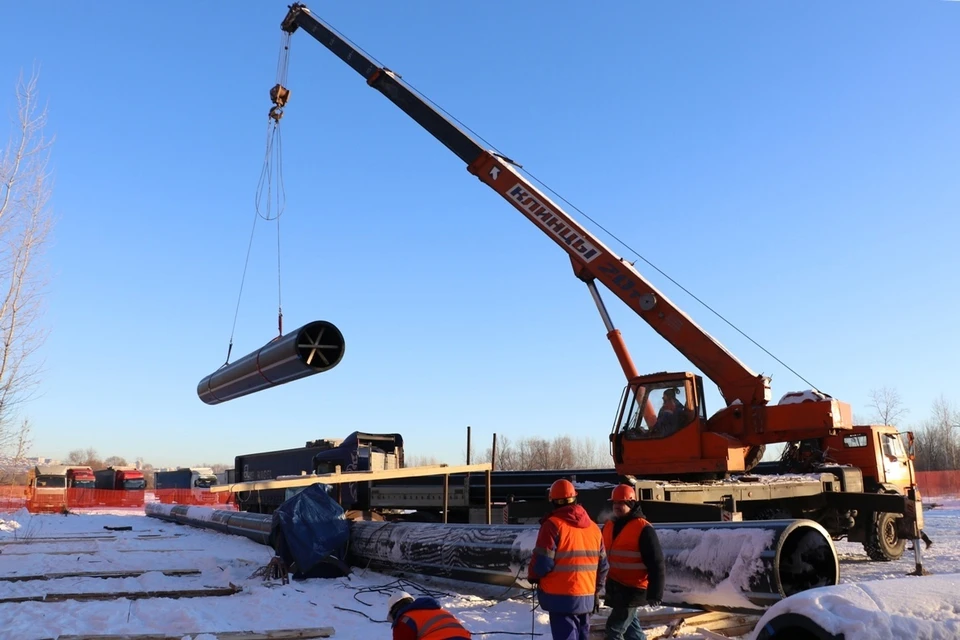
[{"xmin": 615, "ymin": 373, "xmax": 706, "ymax": 440}]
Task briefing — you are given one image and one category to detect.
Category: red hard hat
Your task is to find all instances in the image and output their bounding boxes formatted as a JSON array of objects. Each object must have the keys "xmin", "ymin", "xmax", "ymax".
[
  {"xmin": 549, "ymin": 479, "xmax": 577, "ymax": 501},
  {"xmin": 610, "ymin": 484, "xmax": 636, "ymax": 502}
]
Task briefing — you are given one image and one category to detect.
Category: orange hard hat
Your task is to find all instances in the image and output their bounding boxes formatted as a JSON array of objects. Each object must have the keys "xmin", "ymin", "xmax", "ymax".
[
  {"xmin": 549, "ymin": 479, "xmax": 577, "ymax": 501},
  {"xmin": 610, "ymin": 484, "xmax": 636, "ymax": 502}
]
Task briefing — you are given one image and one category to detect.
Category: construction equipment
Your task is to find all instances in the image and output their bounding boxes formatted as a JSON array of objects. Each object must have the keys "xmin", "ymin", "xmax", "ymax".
[{"xmin": 268, "ymin": 4, "xmax": 924, "ymax": 563}]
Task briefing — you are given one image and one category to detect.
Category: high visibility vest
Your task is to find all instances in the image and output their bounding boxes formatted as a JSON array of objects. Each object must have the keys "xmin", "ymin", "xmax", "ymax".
[
  {"xmin": 538, "ymin": 517, "xmax": 603, "ymax": 597},
  {"xmin": 602, "ymin": 518, "xmax": 649, "ymax": 590},
  {"xmin": 397, "ymin": 607, "xmax": 471, "ymax": 640}
]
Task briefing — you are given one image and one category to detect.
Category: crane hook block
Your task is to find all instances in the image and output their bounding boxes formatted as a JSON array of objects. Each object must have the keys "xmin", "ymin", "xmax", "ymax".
[
  {"xmin": 197, "ymin": 320, "xmax": 346, "ymax": 405},
  {"xmin": 268, "ymin": 84, "xmax": 291, "ymax": 121}
]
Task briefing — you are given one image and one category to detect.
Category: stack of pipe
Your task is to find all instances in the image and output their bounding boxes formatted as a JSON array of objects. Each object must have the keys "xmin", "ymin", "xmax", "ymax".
[{"xmin": 147, "ymin": 503, "xmax": 838, "ymax": 608}]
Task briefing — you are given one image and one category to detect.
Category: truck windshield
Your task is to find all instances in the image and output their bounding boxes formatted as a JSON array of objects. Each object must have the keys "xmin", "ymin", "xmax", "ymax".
[
  {"xmin": 36, "ymin": 476, "xmax": 66, "ymax": 488},
  {"xmin": 195, "ymin": 476, "xmax": 217, "ymax": 488},
  {"xmin": 123, "ymin": 479, "xmax": 146, "ymax": 490},
  {"xmin": 617, "ymin": 381, "xmax": 691, "ymax": 439},
  {"xmin": 73, "ymin": 480, "xmax": 95, "ymax": 489}
]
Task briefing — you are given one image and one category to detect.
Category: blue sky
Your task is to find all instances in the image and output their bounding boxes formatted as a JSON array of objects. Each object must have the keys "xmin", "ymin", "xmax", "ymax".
[{"xmin": 1, "ymin": 1, "xmax": 957, "ymax": 468}]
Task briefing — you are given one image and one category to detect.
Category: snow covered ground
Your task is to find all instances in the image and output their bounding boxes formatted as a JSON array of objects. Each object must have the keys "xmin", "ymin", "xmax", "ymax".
[{"xmin": 0, "ymin": 500, "xmax": 957, "ymax": 639}]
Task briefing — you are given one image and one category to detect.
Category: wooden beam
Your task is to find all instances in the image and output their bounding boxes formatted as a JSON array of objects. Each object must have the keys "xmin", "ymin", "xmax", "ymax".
[
  {"xmin": 0, "ymin": 586, "xmax": 241, "ymax": 604},
  {"xmin": 46, "ymin": 628, "xmax": 334, "ymax": 640},
  {"xmin": 210, "ymin": 463, "xmax": 492, "ymax": 493},
  {"xmin": 0, "ymin": 569, "xmax": 200, "ymax": 583}
]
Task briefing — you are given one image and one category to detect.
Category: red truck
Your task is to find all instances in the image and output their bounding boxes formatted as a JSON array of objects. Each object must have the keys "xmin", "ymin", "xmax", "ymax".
[
  {"xmin": 66, "ymin": 466, "xmax": 97, "ymax": 507},
  {"xmin": 94, "ymin": 466, "xmax": 146, "ymax": 507}
]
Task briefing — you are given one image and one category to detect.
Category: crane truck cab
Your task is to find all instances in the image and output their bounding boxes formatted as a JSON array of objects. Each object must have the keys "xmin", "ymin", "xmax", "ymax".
[{"xmin": 26, "ymin": 465, "xmax": 69, "ymax": 513}]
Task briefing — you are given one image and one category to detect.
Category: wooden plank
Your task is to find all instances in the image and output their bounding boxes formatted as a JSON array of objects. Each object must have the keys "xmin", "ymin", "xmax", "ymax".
[
  {"xmin": 0, "ymin": 569, "xmax": 201, "ymax": 583},
  {"xmin": 0, "ymin": 534, "xmax": 183, "ymax": 545},
  {"xmin": 210, "ymin": 462, "xmax": 492, "ymax": 493},
  {"xmin": 0, "ymin": 586, "xmax": 241, "ymax": 604},
  {"xmin": 48, "ymin": 628, "xmax": 335, "ymax": 640}
]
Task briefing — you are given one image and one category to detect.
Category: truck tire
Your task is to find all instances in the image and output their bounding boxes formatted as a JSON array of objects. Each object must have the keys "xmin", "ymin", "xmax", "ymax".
[{"xmin": 863, "ymin": 511, "xmax": 906, "ymax": 561}]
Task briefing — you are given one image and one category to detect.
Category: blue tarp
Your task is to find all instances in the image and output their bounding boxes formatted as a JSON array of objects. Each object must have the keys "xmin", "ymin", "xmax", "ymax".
[{"xmin": 270, "ymin": 483, "xmax": 350, "ymax": 579}]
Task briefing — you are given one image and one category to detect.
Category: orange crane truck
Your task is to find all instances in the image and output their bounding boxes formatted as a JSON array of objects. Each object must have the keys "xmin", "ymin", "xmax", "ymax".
[{"xmin": 272, "ymin": 4, "xmax": 924, "ymax": 565}]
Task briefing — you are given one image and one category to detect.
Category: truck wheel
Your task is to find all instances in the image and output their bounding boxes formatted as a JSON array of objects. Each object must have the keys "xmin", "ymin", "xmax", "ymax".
[{"xmin": 863, "ymin": 512, "xmax": 906, "ymax": 561}]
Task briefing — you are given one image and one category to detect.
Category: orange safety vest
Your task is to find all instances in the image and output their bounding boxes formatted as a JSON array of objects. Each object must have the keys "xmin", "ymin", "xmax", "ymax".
[
  {"xmin": 397, "ymin": 607, "xmax": 471, "ymax": 640},
  {"xmin": 539, "ymin": 517, "xmax": 603, "ymax": 597},
  {"xmin": 602, "ymin": 518, "xmax": 649, "ymax": 590}
]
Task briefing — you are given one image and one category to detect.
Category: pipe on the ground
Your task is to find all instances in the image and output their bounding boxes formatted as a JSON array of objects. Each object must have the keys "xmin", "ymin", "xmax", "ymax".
[
  {"xmin": 145, "ymin": 503, "xmax": 272, "ymax": 544},
  {"xmin": 349, "ymin": 518, "xmax": 838, "ymax": 608},
  {"xmin": 146, "ymin": 504, "xmax": 837, "ymax": 609}
]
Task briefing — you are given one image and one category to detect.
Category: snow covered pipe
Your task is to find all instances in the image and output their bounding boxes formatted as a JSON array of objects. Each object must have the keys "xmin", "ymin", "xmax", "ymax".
[
  {"xmin": 753, "ymin": 574, "xmax": 960, "ymax": 639},
  {"xmin": 145, "ymin": 503, "xmax": 273, "ymax": 544},
  {"xmin": 145, "ymin": 505, "xmax": 838, "ymax": 608},
  {"xmin": 348, "ymin": 518, "xmax": 839, "ymax": 608},
  {"xmin": 196, "ymin": 320, "xmax": 345, "ymax": 405}
]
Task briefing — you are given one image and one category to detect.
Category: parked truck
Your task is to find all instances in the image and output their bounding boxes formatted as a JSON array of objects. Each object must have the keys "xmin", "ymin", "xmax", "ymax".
[
  {"xmin": 94, "ymin": 466, "xmax": 146, "ymax": 507},
  {"xmin": 66, "ymin": 466, "xmax": 97, "ymax": 508},
  {"xmin": 268, "ymin": 3, "xmax": 926, "ymax": 563},
  {"xmin": 25, "ymin": 465, "xmax": 69, "ymax": 513},
  {"xmin": 154, "ymin": 468, "xmax": 219, "ymax": 490}
]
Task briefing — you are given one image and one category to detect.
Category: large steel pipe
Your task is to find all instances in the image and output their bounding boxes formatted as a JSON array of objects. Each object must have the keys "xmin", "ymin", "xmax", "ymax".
[
  {"xmin": 146, "ymin": 503, "xmax": 273, "ymax": 544},
  {"xmin": 146, "ymin": 504, "xmax": 838, "ymax": 609},
  {"xmin": 197, "ymin": 320, "xmax": 345, "ymax": 405},
  {"xmin": 349, "ymin": 518, "xmax": 838, "ymax": 609}
]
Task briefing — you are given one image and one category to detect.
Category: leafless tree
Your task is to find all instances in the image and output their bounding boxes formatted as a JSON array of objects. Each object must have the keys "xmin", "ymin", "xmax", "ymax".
[
  {"xmin": 913, "ymin": 396, "xmax": 960, "ymax": 472},
  {"xmin": 868, "ymin": 386, "xmax": 909, "ymax": 427},
  {"xmin": 480, "ymin": 434, "xmax": 613, "ymax": 471},
  {"xmin": 103, "ymin": 456, "xmax": 128, "ymax": 467},
  {"xmin": 66, "ymin": 448, "xmax": 103, "ymax": 470},
  {"xmin": 0, "ymin": 70, "xmax": 54, "ymax": 481},
  {"xmin": 406, "ymin": 454, "xmax": 445, "ymax": 467}
]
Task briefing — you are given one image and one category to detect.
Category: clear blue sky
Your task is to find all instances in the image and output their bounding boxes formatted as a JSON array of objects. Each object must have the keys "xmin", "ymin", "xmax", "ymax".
[{"xmin": 2, "ymin": 1, "xmax": 958, "ymax": 468}]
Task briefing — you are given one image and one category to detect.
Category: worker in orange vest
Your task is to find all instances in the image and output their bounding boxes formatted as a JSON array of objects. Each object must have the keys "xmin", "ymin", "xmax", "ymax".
[
  {"xmin": 528, "ymin": 479, "xmax": 609, "ymax": 640},
  {"xmin": 387, "ymin": 591, "xmax": 471, "ymax": 640},
  {"xmin": 601, "ymin": 484, "xmax": 665, "ymax": 640}
]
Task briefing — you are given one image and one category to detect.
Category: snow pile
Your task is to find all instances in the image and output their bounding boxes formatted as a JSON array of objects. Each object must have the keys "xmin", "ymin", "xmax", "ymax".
[
  {"xmin": 753, "ymin": 574, "xmax": 960, "ymax": 639},
  {"xmin": 0, "ymin": 511, "xmax": 557, "ymax": 640},
  {"xmin": 0, "ymin": 517, "xmax": 21, "ymax": 533}
]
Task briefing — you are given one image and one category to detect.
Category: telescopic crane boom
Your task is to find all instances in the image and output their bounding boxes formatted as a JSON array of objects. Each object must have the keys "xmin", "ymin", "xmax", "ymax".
[{"xmin": 278, "ymin": 3, "xmax": 853, "ymax": 476}]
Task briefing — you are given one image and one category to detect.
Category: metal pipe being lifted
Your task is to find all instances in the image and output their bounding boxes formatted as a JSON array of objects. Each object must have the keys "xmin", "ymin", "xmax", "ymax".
[
  {"xmin": 197, "ymin": 320, "xmax": 345, "ymax": 405},
  {"xmin": 146, "ymin": 504, "xmax": 838, "ymax": 609}
]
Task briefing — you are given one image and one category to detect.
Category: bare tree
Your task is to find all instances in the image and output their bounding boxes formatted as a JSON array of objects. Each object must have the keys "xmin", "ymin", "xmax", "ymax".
[
  {"xmin": 406, "ymin": 454, "xmax": 445, "ymax": 467},
  {"xmin": 480, "ymin": 434, "xmax": 613, "ymax": 471},
  {"xmin": 0, "ymin": 70, "xmax": 54, "ymax": 480},
  {"xmin": 66, "ymin": 447, "xmax": 103, "ymax": 470},
  {"xmin": 913, "ymin": 396, "xmax": 960, "ymax": 471},
  {"xmin": 103, "ymin": 456, "xmax": 128, "ymax": 467},
  {"xmin": 868, "ymin": 386, "xmax": 909, "ymax": 427}
]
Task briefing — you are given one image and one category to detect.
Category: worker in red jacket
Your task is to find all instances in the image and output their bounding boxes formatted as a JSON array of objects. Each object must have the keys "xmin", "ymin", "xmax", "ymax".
[
  {"xmin": 528, "ymin": 479, "xmax": 609, "ymax": 640},
  {"xmin": 601, "ymin": 484, "xmax": 665, "ymax": 640},
  {"xmin": 387, "ymin": 591, "xmax": 471, "ymax": 640}
]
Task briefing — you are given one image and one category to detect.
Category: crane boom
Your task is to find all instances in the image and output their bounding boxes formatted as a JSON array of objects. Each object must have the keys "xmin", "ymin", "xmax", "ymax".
[{"xmin": 280, "ymin": 4, "xmax": 769, "ymax": 408}]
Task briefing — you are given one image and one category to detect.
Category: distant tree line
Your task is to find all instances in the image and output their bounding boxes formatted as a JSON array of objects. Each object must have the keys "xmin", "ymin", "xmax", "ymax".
[
  {"xmin": 865, "ymin": 386, "xmax": 960, "ymax": 472},
  {"xmin": 480, "ymin": 434, "xmax": 613, "ymax": 471}
]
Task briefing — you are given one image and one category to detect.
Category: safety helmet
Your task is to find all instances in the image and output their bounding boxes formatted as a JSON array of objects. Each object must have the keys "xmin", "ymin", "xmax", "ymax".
[
  {"xmin": 610, "ymin": 484, "xmax": 636, "ymax": 502},
  {"xmin": 549, "ymin": 479, "xmax": 577, "ymax": 502},
  {"xmin": 387, "ymin": 591, "xmax": 414, "ymax": 621}
]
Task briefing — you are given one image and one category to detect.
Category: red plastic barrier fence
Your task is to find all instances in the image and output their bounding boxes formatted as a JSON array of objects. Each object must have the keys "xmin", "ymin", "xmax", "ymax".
[
  {"xmin": 0, "ymin": 486, "xmax": 236, "ymax": 514},
  {"xmin": 916, "ymin": 470, "xmax": 960, "ymax": 499}
]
